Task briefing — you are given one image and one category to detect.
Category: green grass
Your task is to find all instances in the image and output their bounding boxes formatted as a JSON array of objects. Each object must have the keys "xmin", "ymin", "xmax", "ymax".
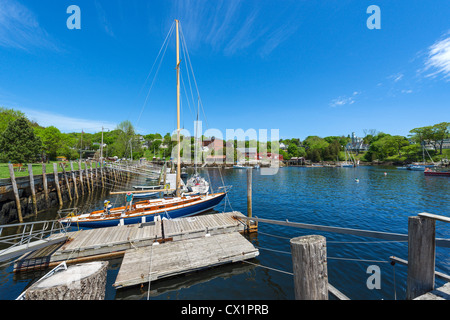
[{"xmin": 0, "ymin": 161, "xmax": 91, "ymax": 179}]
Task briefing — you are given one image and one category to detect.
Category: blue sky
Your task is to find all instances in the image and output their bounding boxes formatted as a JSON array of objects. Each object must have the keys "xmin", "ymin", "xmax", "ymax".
[{"xmin": 0, "ymin": 0, "xmax": 449, "ymax": 140}]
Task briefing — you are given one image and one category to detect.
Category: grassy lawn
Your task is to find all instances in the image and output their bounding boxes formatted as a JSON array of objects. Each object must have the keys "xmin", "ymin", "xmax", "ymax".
[{"xmin": 0, "ymin": 161, "xmax": 91, "ymax": 179}]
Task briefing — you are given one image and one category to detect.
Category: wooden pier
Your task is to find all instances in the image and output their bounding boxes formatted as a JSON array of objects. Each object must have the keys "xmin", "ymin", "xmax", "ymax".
[
  {"xmin": 114, "ymin": 232, "xmax": 259, "ymax": 289},
  {"xmin": 14, "ymin": 211, "xmax": 258, "ymax": 284}
]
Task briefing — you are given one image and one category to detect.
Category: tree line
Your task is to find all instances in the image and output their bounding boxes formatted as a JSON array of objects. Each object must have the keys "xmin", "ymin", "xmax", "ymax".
[{"xmin": 0, "ymin": 107, "xmax": 448, "ymax": 164}]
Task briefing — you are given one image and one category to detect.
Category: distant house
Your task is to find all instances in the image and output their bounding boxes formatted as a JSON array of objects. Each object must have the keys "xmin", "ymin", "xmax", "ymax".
[
  {"xmin": 236, "ymin": 147, "xmax": 258, "ymax": 159},
  {"xmin": 346, "ymin": 132, "xmax": 369, "ymax": 153},
  {"xmin": 201, "ymin": 137, "xmax": 231, "ymax": 153},
  {"xmin": 279, "ymin": 143, "xmax": 287, "ymax": 151},
  {"xmin": 257, "ymin": 152, "xmax": 284, "ymax": 161}
]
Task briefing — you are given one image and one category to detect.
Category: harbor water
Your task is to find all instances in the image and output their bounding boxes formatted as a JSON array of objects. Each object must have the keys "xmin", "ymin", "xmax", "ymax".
[{"xmin": 1, "ymin": 165, "xmax": 449, "ymax": 300}]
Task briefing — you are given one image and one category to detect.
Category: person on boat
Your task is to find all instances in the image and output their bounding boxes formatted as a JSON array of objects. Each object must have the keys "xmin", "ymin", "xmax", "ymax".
[
  {"xmin": 104, "ymin": 200, "xmax": 111, "ymax": 215},
  {"xmin": 125, "ymin": 192, "xmax": 134, "ymax": 212}
]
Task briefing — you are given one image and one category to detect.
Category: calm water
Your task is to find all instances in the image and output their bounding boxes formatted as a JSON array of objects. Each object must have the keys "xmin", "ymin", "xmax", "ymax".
[{"xmin": 1, "ymin": 166, "xmax": 449, "ymax": 300}]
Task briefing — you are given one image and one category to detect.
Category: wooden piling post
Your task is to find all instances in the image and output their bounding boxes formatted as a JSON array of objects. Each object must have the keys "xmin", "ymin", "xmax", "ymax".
[
  {"xmin": 53, "ymin": 163, "xmax": 63, "ymax": 207},
  {"xmin": 406, "ymin": 216, "xmax": 436, "ymax": 300},
  {"xmin": 28, "ymin": 164, "xmax": 38, "ymax": 216},
  {"xmin": 24, "ymin": 261, "xmax": 108, "ymax": 300},
  {"xmin": 290, "ymin": 235, "xmax": 328, "ymax": 300},
  {"xmin": 8, "ymin": 164, "xmax": 23, "ymax": 223},
  {"xmin": 42, "ymin": 163, "xmax": 49, "ymax": 208},
  {"xmin": 60, "ymin": 163, "xmax": 72, "ymax": 201},
  {"xmin": 85, "ymin": 161, "xmax": 91, "ymax": 194},
  {"xmin": 100, "ymin": 164, "xmax": 104, "ymax": 189},
  {"xmin": 90, "ymin": 161, "xmax": 94, "ymax": 191},
  {"xmin": 70, "ymin": 161, "xmax": 79, "ymax": 199},
  {"xmin": 78, "ymin": 160, "xmax": 84, "ymax": 196}
]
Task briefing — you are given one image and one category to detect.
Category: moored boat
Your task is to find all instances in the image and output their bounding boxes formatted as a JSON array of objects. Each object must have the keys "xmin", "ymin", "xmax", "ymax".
[
  {"xmin": 59, "ymin": 193, "xmax": 227, "ymax": 228},
  {"xmin": 424, "ymin": 168, "xmax": 450, "ymax": 177},
  {"xmin": 59, "ymin": 20, "xmax": 228, "ymax": 229}
]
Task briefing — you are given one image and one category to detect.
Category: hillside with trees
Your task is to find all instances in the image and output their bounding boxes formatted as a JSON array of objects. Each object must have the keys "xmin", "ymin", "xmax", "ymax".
[{"xmin": 0, "ymin": 107, "xmax": 448, "ymax": 165}]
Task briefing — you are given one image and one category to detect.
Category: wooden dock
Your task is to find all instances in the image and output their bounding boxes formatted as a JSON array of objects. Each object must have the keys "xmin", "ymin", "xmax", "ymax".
[
  {"xmin": 414, "ymin": 283, "xmax": 450, "ymax": 300},
  {"xmin": 113, "ymin": 232, "xmax": 259, "ymax": 289},
  {"xmin": 14, "ymin": 211, "xmax": 255, "ymax": 274}
]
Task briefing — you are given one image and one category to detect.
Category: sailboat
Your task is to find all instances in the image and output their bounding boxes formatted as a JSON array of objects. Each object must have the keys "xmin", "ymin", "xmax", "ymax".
[
  {"xmin": 340, "ymin": 147, "xmax": 355, "ymax": 167},
  {"xmin": 59, "ymin": 20, "xmax": 227, "ymax": 228},
  {"xmin": 186, "ymin": 97, "xmax": 210, "ymax": 194}
]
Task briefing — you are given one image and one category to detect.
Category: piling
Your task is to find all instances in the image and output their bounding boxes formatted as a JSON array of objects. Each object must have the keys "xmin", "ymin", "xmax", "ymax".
[
  {"xmin": 247, "ymin": 168, "xmax": 252, "ymax": 219},
  {"xmin": 24, "ymin": 261, "xmax": 108, "ymax": 300},
  {"xmin": 70, "ymin": 161, "xmax": 79, "ymax": 199},
  {"xmin": 8, "ymin": 164, "xmax": 23, "ymax": 223},
  {"xmin": 53, "ymin": 163, "xmax": 63, "ymax": 207},
  {"xmin": 90, "ymin": 161, "xmax": 94, "ymax": 191},
  {"xmin": 28, "ymin": 164, "xmax": 38, "ymax": 216},
  {"xmin": 42, "ymin": 163, "xmax": 49, "ymax": 208},
  {"xmin": 85, "ymin": 161, "xmax": 91, "ymax": 194},
  {"xmin": 406, "ymin": 216, "xmax": 436, "ymax": 300},
  {"xmin": 60, "ymin": 163, "xmax": 72, "ymax": 202},
  {"xmin": 290, "ymin": 235, "xmax": 328, "ymax": 300},
  {"xmin": 78, "ymin": 160, "xmax": 84, "ymax": 196}
]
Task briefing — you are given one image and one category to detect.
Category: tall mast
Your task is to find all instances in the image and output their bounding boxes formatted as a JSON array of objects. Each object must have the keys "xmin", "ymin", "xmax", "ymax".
[{"xmin": 176, "ymin": 19, "xmax": 181, "ymax": 196}]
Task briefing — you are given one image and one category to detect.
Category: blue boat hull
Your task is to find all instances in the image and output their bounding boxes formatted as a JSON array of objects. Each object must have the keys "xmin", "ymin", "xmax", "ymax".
[{"xmin": 63, "ymin": 193, "xmax": 227, "ymax": 229}]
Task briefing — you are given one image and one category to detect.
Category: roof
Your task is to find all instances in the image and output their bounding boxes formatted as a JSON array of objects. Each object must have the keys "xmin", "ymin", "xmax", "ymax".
[{"xmin": 236, "ymin": 147, "xmax": 257, "ymax": 153}]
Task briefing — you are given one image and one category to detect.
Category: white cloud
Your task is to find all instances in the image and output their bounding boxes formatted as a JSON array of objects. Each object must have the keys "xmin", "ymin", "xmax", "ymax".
[
  {"xmin": 329, "ymin": 91, "xmax": 360, "ymax": 107},
  {"xmin": 401, "ymin": 89, "xmax": 413, "ymax": 94},
  {"xmin": 0, "ymin": 0, "xmax": 58, "ymax": 51},
  {"xmin": 390, "ymin": 73, "xmax": 404, "ymax": 82},
  {"xmin": 22, "ymin": 108, "xmax": 117, "ymax": 133},
  {"xmin": 423, "ymin": 33, "xmax": 450, "ymax": 80}
]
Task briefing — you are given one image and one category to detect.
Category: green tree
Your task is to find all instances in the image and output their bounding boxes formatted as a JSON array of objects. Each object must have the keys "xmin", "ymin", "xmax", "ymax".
[
  {"xmin": 36, "ymin": 126, "xmax": 64, "ymax": 161},
  {"xmin": 0, "ymin": 107, "xmax": 25, "ymax": 133},
  {"xmin": 0, "ymin": 117, "xmax": 42, "ymax": 163}
]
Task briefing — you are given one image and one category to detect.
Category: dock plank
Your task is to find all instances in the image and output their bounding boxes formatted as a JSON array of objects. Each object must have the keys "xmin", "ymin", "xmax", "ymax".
[
  {"xmin": 113, "ymin": 232, "xmax": 259, "ymax": 289},
  {"xmin": 14, "ymin": 212, "xmax": 246, "ymax": 272},
  {"xmin": 414, "ymin": 283, "xmax": 450, "ymax": 300}
]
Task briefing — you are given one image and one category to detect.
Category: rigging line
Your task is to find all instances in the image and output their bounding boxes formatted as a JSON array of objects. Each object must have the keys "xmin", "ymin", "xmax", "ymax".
[
  {"xmin": 327, "ymin": 257, "xmax": 390, "ymax": 264},
  {"xmin": 242, "ymin": 260, "xmax": 293, "ymax": 276},
  {"xmin": 136, "ymin": 23, "xmax": 175, "ymax": 127},
  {"xmin": 256, "ymin": 230, "xmax": 408, "ymax": 245},
  {"xmin": 180, "ymin": 32, "xmax": 197, "ymax": 114},
  {"xmin": 179, "ymin": 24, "xmax": 210, "ymax": 130},
  {"xmin": 180, "ymin": 73, "xmax": 194, "ymax": 121},
  {"xmin": 253, "ymin": 243, "xmax": 389, "ymax": 264},
  {"xmin": 140, "ymin": 21, "xmax": 175, "ymax": 94}
]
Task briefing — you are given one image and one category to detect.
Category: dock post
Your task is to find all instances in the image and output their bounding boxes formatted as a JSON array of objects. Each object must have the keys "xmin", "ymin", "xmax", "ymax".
[
  {"xmin": 28, "ymin": 164, "xmax": 38, "ymax": 216},
  {"xmin": 246, "ymin": 168, "xmax": 252, "ymax": 229},
  {"xmin": 70, "ymin": 161, "xmax": 79, "ymax": 199},
  {"xmin": 90, "ymin": 161, "xmax": 94, "ymax": 191},
  {"xmin": 42, "ymin": 163, "xmax": 49, "ymax": 208},
  {"xmin": 60, "ymin": 163, "xmax": 72, "ymax": 201},
  {"xmin": 406, "ymin": 216, "xmax": 436, "ymax": 300},
  {"xmin": 85, "ymin": 161, "xmax": 91, "ymax": 194},
  {"xmin": 290, "ymin": 235, "xmax": 328, "ymax": 300},
  {"xmin": 78, "ymin": 160, "xmax": 84, "ymax": 196},
  {"xmin": 8, "ymin": 164, "xmax": 23, "ymax": 223},
  {"xmin": 24, "ymin": 261, "xmax": 108, "ymax": 300},
  {"xmin": 53, "ymin": 163, "xmax": 63, "ymax": 207},
  {"xmin": 100, "ymin": 163, "xmax": 104, "ymax": 189}
]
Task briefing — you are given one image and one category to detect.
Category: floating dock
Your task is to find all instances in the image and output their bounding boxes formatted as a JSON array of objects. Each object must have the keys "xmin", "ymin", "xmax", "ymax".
[
  {"xmin": 14, "ymin": 211, "xmax": 258, "ymax": 286},
  {"xmin": 114, "ymin": 232, "xmax": 259, "ymax": 289}
]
